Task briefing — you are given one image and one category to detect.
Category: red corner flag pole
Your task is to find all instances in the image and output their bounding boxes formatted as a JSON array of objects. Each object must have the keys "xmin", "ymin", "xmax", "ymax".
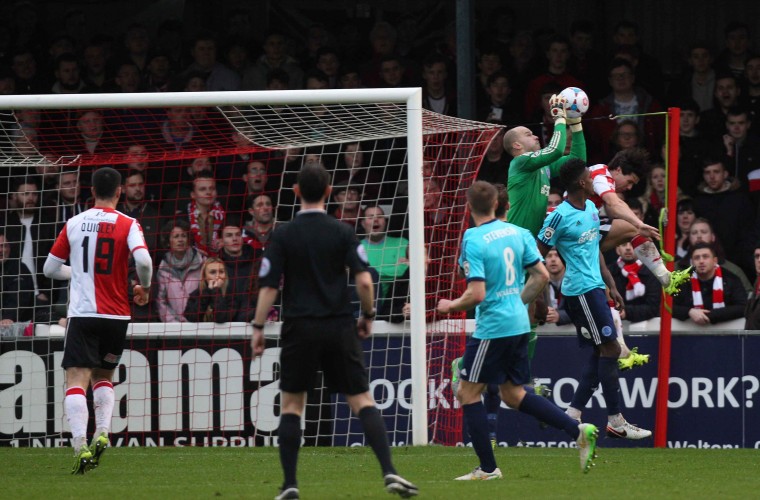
[{"xmin": 654, "ymin": 107, "xmax": 680, "ymax": 448}]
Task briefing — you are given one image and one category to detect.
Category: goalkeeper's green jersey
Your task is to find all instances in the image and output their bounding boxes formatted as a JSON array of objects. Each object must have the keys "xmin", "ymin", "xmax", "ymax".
[{"xmin": 507, "ymin": 124, "xmax": 586, "ymax": 237}]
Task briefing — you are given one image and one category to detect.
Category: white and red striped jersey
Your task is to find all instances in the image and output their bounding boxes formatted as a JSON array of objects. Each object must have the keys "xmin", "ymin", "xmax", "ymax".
[
  {"xmin": 588, "ymin": 163, "xmax": 616, "ymax": 209},
  {"xmin": 48, "ymin": 207, "xmax": 148, "ymax": 319}
]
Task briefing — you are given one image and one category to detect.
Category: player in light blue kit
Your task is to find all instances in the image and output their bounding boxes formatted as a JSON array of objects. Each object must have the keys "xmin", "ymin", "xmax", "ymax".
[
  {"xmin": 537, "ymin": 159, "xmax": 652, "ymax": 440},
  {"xmin": 438, "ymin": 181, "xmax": 599, "ymax": 480}
]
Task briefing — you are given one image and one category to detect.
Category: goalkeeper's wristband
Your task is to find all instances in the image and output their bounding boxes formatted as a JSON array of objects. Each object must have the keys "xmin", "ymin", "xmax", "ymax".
[
  {"xmin": 252, "ymin": 322, "xmax": 265, "ymax": 330},
  {"xmin": 553, "ymin": 117, "xmax": 566, "ymax": 125},
  {"xmin": 570, "ymin": 123, "xmax": 583, "ymax": 133}
]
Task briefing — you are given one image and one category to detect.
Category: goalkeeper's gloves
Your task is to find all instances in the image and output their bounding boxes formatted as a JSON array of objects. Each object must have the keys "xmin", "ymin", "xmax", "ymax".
[
  {"xmin": 549, "ymin": 94, "xmax": 567, "ymax": 121},
  {"xmin": 566, "ymin": 115, "xmax": 583, "ymax": 132}
]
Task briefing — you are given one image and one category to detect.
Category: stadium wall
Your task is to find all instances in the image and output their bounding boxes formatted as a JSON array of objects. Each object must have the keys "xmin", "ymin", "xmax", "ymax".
[{"xmin": 1, "ymin": 322, "xmax": 758, "ymax": 449}]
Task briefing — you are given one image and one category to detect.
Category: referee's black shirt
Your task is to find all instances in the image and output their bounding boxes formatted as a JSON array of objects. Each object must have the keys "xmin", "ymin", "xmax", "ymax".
[{"xmin": 258, "ymin": 209, "xmax": 370, "ymax": 319}]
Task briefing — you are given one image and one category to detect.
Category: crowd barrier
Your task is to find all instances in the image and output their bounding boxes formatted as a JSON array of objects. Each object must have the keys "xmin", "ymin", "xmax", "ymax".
[{"xmin": 3, "ymin": 320, "xmax": 758, "ymax": 448}]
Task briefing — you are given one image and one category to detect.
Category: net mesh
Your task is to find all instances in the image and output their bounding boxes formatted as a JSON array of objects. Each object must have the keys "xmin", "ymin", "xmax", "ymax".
[{"xmin": 0, "ymin": 98, "xmax": 500, "ymax": 447}]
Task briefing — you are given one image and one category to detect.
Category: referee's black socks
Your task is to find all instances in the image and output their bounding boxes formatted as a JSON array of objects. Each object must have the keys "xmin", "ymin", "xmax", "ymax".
[
  {"xmin": 278, "ymin": 413, "xmax": 302, "ymax": 489},
  {"xmin": 358, "ymin": 406, "xmax": 397, "ymax": 476}
]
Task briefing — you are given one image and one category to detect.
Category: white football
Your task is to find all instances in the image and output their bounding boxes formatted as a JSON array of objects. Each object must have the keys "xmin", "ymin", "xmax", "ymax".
[{"xmin": 560, "ymin": 87, "xmax": 590, "ymax": 118}]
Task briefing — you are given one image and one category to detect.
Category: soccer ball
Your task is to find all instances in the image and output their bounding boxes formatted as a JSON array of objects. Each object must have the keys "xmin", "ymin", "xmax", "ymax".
[{"xmin": 560, "ymin": 87, "xmax": 589, "ymax": 118}]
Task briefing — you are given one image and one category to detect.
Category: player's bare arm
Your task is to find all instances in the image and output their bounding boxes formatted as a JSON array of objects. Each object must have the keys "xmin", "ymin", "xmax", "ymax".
[
  {"xmin": 601, "ymin": 191, "xmax": 661, "ymax": 240},
  {"xmin": 521, "ymin": 261, "xmax": 549, "ymax": 305},
  {"xmin": 599, "ymin": 250, "xmax": 624, "ymax": 311},
  {"xmin": 437, "ymin": 281, "xmax": 485, "ymax": 314},
  {"xmin": 251, "ymin": 286, "xmax": 279, "ymax": 356}
]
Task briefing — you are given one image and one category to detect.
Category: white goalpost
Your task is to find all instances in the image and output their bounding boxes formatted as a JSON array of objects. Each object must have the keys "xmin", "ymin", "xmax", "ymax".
[{"xmin": 0, "ymin": 89, "xmax": 500, "ymax": 448}]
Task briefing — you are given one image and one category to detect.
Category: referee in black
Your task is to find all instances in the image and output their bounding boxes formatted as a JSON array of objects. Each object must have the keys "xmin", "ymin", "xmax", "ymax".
[{"xmin": 251, "ymin": 161, "xmax": 418, "ymax": 500}]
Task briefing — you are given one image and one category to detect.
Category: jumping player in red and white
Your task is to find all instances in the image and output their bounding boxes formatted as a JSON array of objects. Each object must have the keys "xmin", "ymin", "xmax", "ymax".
[
  {"xmin": 583, "ymin": 148, "xmax": 691, "ymax": 369},
  {"xmin": 43, "ymin": 167, "xmax": 153, "ymax": 474},
  {"xmin": 588, "ymin": 147, "xmax": 689, "ymax": 294}
]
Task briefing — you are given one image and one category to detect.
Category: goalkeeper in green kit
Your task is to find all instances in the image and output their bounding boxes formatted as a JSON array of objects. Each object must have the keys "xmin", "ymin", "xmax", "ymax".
[
  {"xmin": 504, "ymin": 93, "xmax": 584, "ymax": 362},
  {"xmin": 450, "ymin": 95, "xmax": 580, "ymax": 430}
]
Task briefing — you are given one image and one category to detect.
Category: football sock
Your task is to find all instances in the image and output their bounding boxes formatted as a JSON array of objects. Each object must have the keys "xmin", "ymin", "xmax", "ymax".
[
  {"xmin": 570, "ymin": 352, "xmax": 600, "ymax": 410},
  {"xmin": 518, "ymin": 392, "xmax": 580, "ymax": 439},
  {"xmin": 462, "ymin": 402, "xmax": 498, "ymax": 473},
  {"xmin": 483, "ymin": 385, "xmax": 500, "ymax": 440},
  {"xmin": 632, "ymin": 236, "xmax": 670, "ymax": 286},
  {"xmin": 609, "ymin": 413, "xmax": 625, "ymax": 427},
  {"xmin": 565, "ymin": 406, "xmax": 582, "ymax": 421},
  {"xmin": 92, "ymin": 380, "xmax": 114, "ymax": 435},
  {"xmin": 64, "ymin": 386, "xmax": 88, "ymax": 451},
  {"xmin": 598, "ymin": 356, "xmax": 621, "ymax": 415},
  {"xmin": 277, "ymin": 413, "xmax": 301, "ymax": 489},
  {"xmin": 358, "ymin": 406, "xmax": 396, "ymax": 476}
]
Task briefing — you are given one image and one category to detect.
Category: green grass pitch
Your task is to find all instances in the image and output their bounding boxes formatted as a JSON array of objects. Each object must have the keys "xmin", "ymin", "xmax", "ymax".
[{"xmin": 3, "ymin": 446, "xmax": 758, "ymax": 499}]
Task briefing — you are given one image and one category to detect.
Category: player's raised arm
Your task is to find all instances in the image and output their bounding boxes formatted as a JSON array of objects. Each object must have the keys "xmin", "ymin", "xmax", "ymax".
[{"xmin": 600, "ymin": 191, "xmax": 660, "ymax": 241}]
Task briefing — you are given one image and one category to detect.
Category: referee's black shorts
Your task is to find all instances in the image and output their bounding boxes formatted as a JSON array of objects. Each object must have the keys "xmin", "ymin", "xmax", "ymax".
[
  {"xmin": 279, "ymin": 316, "xmax": 369, "ymax": 395},
  {"xmin": 61, "ymin": 317, "xmax": 130, "ymax": 370}
]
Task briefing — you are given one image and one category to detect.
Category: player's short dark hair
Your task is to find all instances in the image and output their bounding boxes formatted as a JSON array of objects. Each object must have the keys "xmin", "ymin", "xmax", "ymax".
[
  {"xmin": 560, "ymin": 158, "xmax": 588, "ymax": 193},
  {"xmin": 297, "ymin": 161, "xmax": 330, "ymax": 202},
  {"xmin": 689, "ymin": 241, "xmax": 716, "ymax": 259},
  {"xmin": 493, "ymin": 183, "xmax": 508, "ymax": 219},
  {"xmin": 91, "ymin": 167, "xmax": 122, "ymax": 199},
  {"xmin": 608, "ymin": 147, "xmax": 650, "ymax": 178},
  {"xmin": 467, "ymin": 181, "xmax": 498, "ymax": 216}
]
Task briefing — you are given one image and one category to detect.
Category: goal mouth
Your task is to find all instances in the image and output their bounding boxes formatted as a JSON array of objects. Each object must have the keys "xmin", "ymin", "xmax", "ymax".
[{"xmin": 0, "ymin": 89, "xmax": 501, "ymax": 448}]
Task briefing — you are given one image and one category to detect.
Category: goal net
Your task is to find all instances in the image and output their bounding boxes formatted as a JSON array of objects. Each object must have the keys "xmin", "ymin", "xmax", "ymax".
[{"xmin": 0, "ymin": 89, "xmax": 500, "ymax": 448}]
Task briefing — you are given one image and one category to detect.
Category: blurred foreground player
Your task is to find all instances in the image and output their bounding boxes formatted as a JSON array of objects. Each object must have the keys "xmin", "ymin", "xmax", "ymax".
[
  {"xmin": 43, "ymin": 167, "xmax": 152, "ymax": 474},
  {"xmin": 251, "ymin": 162, "xmax": 418, "ymax": 499}
]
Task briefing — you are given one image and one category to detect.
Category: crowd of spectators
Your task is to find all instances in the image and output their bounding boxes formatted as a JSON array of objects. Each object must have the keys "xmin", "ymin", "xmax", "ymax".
[{"xmin": 1, "ymin": 5, "xmax": 760, "ymax": 332}]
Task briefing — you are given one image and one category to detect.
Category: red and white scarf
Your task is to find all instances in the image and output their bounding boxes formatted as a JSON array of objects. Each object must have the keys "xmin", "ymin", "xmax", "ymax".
[
  {"xmin": 617, "ymin": 258, "xmax": 645, "ymax": 300},
  {"xmin": 188, "ymin": 200, "xmax": 225, "ymax": 256},
  {"xmin": 691, "ymin": 265, "xmax": 725, "ymax": 309}
]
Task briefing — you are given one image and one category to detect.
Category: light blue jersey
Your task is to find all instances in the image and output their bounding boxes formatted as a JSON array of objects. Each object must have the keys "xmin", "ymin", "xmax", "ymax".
[
  {"xmin": 538, "ymin": 199, "xmax": 605, "ymax": 296},
  {"xmin": 458, "ymin": 219, "xmax": 542, "ymax": 339}
]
